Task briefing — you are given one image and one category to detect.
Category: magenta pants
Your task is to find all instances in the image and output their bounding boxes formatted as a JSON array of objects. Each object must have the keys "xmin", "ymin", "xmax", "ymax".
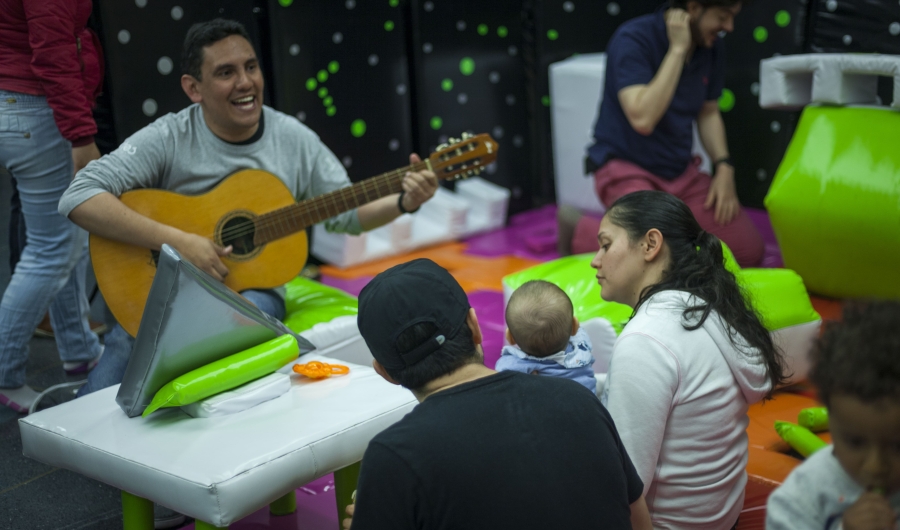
[{"xmin": 573, "ymin": 157, "xmax": 764, "ymax": 267}]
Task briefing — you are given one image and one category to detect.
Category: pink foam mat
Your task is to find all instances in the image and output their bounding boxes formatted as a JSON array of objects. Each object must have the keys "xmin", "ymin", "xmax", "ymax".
[
  {"xmin": 466, "ymin": 290, "xmax": 507, "ymax": 369},
  {"xmin": 463, "ymin": 204, "xmax": 559, "ymax": 262}
]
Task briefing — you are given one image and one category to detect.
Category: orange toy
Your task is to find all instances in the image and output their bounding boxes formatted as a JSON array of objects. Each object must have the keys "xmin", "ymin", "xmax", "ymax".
[{"xmin": 292, "ymin": 361, "xmax": 350, "ymax": 380}]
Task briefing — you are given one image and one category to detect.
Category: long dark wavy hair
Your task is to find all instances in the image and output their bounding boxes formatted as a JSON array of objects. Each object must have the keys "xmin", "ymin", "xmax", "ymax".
[{"xmin": 605, "ymin": 191, "xmax": 787, "ymax": 393}]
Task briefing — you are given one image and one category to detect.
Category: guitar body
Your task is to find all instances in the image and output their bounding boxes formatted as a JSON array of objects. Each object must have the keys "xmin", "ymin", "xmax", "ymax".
[{"xmin": 90, "ymin": 169, "xmax": 308, "ymax": 337}]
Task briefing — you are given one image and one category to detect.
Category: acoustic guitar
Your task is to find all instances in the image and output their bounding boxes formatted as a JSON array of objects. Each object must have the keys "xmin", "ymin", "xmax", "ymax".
[{"xmin": 91, "ymin": 133, "xmax": 498, "ymax": 336}]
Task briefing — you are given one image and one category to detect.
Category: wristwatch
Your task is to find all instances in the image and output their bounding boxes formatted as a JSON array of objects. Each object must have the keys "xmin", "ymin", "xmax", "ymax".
[{"xmin": 714, "ymin": 157, "xmax": 733, "ymax": 169}]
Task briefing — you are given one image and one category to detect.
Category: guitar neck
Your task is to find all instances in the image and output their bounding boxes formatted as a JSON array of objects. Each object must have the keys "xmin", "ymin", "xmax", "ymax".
[{"xmin": 253, "ymin": 161, "xmax": 429, "ymax": 245}]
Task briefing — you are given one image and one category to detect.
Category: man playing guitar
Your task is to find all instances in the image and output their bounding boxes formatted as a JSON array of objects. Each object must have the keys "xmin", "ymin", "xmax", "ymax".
[{"xmin": 59, "ymin": 19, "xmax": 439, "ymax": 396}]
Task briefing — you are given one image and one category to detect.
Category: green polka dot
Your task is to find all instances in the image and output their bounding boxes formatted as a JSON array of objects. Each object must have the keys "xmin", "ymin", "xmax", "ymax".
[
  {"xmin": 477, "ymin": 24, "xmax": 488, "ymax": 36},
  {"xmin": 317, "ymin": 70, "xmax": 328, "ymax": 82},
  {"xmin": 753, "ymin": 27, "xmax": 768, "ymax": 43},
  {"xmin": 541, "ymin": 95, "xmax": 550, "ymax": 107},
  {"xmin": 305, "ymin": 78, "xmax": 317, "ymax": 91},
  {"xmin": 775, "ymin": 10, "xmax": 791, "ymax": 27},
  {"xmin": 278, "ymin": 0, "xmax": 293, "ymax": 6},
  {"xmin": 351, "ymin": 119, "xmax": 367, "ymax": 138},
  {"xmin": 318, "ymin": 87, "xmax": 328, "ymax": 98},
  {"xmin": 497, "ymin": 26, "xmax": 508, "ymax": 38},
  {"xmin": 328, "ymin": 61, "xmax": 340, "ymax": 74},
  {"xmin": 547, "ymin": 29, "xmax": 559, "ymax": 41},
  {"xmin": 389, "ymin": 0, "xmax": 399, "ymax": 6},
  {"xmin": 718, "ymin": 88, "xmax": 735, "ymax": 112},
  {"xmin": 326, "ymin": 106, "xmax": 336, "ymax": 116},
  {"xmin": 441, "ymin": 78, "xmax": 453, "ymax": 92},
  {"xmin": 430, "ymin": 116, "xmax": 443, "ymax": 130},
  {"xmin": 384, "ymin": 20, "xmax": 395, "ymax": 31},
  {"xmin": 323, "ymin": 96, "xmax": 333, "ymax": 107},
  {"xmin": 459, "ymin": 57, "xmax": 475, "ymax": 76}
]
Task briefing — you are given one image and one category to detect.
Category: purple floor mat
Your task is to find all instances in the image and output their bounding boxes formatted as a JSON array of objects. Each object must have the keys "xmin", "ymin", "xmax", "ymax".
[
  {"xmin": 745, "ymin": 208, "xmax": 783, "ymax": 268},
  {"xmin": 466, "ymin": 291, "xmax": 507, "ymax": 369},
  {"xmin": 464, "ymin": 204, "xmax": 560, "ymax": 262},
  {"xmin": 318, "ymin": 275, "xmax": 373, "ymax": 297}
]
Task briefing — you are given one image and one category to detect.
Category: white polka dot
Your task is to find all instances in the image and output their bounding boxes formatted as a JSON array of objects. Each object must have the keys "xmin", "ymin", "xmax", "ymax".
[
  {"xmin": 368, "ymin": 54, "xmax": 379, "ymax": 66},
  {"xmin": 142, "ymin": 98, "xmax": 158, "ymax": 116},
  {"xmin": 424, "ymin": 1, "xmax": 434, "ymax": 12},
  {"xmin": 117, "ymin": 30, "xmax": 131, "ymax": 44},
  {"xmin": 512, "ymin": 186, "xmax": 523, "ymax": 198},
  {"xmin": 289, "ymin": 44, "xmax": 300, "ymax": 56},
  {"xmin": 607, "ymin": 2, "xmax": 620, "ymax": 15},
  {"xmin": 750, "ymin": 82, "xmax": 760, "ymax": 96},
  {"xmin": 345, "ymin": 0, "xmax": 356, "ymax": 8},
  {"xmin": 770, "ymin": 121, "xmax": 781, "ymax": 133},
  {"xmin": 342, "ymin": 156, "xmax": 353, "ymax": 168},
  {"xmin": 842, "ymin": 34, "xmax": 852, "ymax": 45},
  {"xmin": 489, "ymin": 71, "xmax": 500, "ymax": 83},
  {"xmin": 396, "ymin": 84, "xmax": 407, "ymax": 95},
  {"xmin": 756, "ymin": 169, "xmax": 767, "ymax": 181},
  {"xmin": 157, "ymin": 56, "xmax": 173, "ymax": 75},
  {"xmin": 506, "ymin": 94, "xmax": 516, "ymax": 105},
  {"xmin": 333, "ymin": 32, "xmax": 344, "ymax": 44},
  {"xmin": 486, "ymin": 162, "xmax": 498, "ymax": 174},
  {"xmin": 135, "ymin": 0, "xmax": 147, "ymax": 7},
  {"xmin": 457, "ymin": 93, "xmax": 468, "ymax": 104},
  {"xmin": 296, "ymin": 111, "xmax": 306, "ymax": 122},
  {"xmin": 826, "ymin": 0, "xmax": 837, "ymax": 11},
  {"xmin": 563, "ymin": 1, "xmax": 575, "ymax": 12},
  {"xmin": 508, "ymin": 45, "xmax": 518, "ymax": 56},
  {"xmin": 890, "ymin": 22, "xmax": 900, "ymax": 36},
  {"xmin": 492, "ymin": 126, "xmax": 504, "ymax": 139},
  {"xmin": 513, "ymin": 135, "xmax": 524, "ymax": 147},
  {"xmin": 389, "ymin": 139, "xmax": 400, "ymax": 151},
  {"xmin": 171, "ymin": 6, "xmax": 183, "ymax": 20},
  {"xmin": 456, "ymin": 21, "xmax": 466, "ymax": 31},
  {"xmin": 438, "ymin": 135, "xmax": 449, "ymax": 144},
  {"xmin": 423, "ymin": 43, "xmax": 433, "ymax": 53}
]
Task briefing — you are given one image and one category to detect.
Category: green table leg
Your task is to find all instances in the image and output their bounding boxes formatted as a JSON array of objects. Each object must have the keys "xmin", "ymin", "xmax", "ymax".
[
  {"xmin": 333, "ymin": 461, "xmax": 361, "ymax": 529},
  {"xmin": 195, "ymin": 520, "xmax": 229, "ymax": 530},
  {"xmin": 270, "ymin": 489, "xmax": 297, "ymax": 516},
  {"xmin": 121, "ymin": 491, "xmax": 153, "ymax": 530}
]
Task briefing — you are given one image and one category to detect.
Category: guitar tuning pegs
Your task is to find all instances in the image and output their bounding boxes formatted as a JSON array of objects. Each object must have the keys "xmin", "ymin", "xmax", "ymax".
[
  {"xmin": 436, "ymin": 143, "xmax": 450, "ymax": 151},
  {"xmin": 461, "ymin": 132, "xmax": 473, "ymax": 140},
  {"xmin": 448, "ymin": 137, "xmax": 461, "ymax": 145}
]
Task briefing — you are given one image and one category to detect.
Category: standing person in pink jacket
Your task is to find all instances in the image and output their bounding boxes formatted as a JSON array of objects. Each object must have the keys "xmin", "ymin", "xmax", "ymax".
[
  {"xmin": 0, "ymin": 0, "xmax": 105, "ymax": 412},
  {"xmin": 591, "ymin": 190, "xmax": 787, "ymax": 529}
]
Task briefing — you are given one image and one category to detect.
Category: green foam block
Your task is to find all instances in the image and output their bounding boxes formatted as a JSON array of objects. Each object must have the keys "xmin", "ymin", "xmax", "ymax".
[
  {"xmin": 775, "ymin": 420, "xmax": 828, "ymax": 458},
  {"xmin": 797, "ymin": 406, "xmax": 829, "ymax": 432}
]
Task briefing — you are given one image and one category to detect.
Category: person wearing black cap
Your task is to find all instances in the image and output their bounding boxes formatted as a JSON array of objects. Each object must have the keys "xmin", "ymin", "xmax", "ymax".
[{"xmin": 347, "ymin": 258, "xmax": 651, "ymax": 530}]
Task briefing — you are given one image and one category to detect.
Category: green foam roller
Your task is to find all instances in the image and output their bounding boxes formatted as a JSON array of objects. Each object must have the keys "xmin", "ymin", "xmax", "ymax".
[
  {"xmin": 143, "ymin": 335, "xmax": 299, "ymax": 417},
  {"xmin": 775, "ymin": 420, "xmax": 828, "ymax": 458},
  {"xmin": 797, "ymin": 407, "xmax": 829, "ymax": 432},
  {"xmin": 283, "ymin": 276, "xmax": 358, "ymax": 334}
]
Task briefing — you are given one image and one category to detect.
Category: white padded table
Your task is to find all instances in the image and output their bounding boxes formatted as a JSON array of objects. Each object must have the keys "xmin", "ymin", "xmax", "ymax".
[{"xmin": 19, "ymin": 354, "xmax": 416, "ymax": 529}]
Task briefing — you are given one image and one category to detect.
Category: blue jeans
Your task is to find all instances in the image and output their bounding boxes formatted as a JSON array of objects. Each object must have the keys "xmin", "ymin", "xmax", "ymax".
[
  {"xmin": 0, "ymin": 91, "xmax": 102, "ymax": 389},
  {"xmin": 79, "ymin": 289, "xmax": 286, "ymax": 395}
]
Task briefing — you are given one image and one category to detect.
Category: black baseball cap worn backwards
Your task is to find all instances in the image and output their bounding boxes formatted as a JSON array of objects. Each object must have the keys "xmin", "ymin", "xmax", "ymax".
[{"xmin": 358, "ymin": 259, "xmax": 470, "ymax": 372}]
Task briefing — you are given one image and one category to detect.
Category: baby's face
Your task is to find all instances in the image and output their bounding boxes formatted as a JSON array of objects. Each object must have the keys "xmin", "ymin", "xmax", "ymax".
[{"xmin": 830, "ymin": 393, "xmax": 900, "ymax": 493}]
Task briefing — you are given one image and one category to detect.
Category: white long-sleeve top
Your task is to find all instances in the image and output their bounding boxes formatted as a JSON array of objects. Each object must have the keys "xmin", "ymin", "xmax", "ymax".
[{"xmin": 602, "ymin": 290, "xmax": 771, "ymax": 529}]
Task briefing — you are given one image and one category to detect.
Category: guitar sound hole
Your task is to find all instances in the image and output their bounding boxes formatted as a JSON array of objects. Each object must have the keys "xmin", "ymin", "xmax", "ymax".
[{"xmin": 220, "ymin": 216, "xmax": 257, "ymax": 257}]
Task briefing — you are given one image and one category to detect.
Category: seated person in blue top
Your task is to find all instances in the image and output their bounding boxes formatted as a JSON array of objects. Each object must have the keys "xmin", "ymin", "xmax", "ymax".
[
  {"xmin": 767, "ymin": 300, "xmax": 900, "ymax": 530},
  {"xmin": 584, "ymin": 0, "xmax": 764, "ymax": 267},
  {"xmin": 496, "ymin": 280, "xmax": 597, "ymax": 394},
  {"xmin": 345, "ymin": 259, "xmax": 651, "ymax": 530}
]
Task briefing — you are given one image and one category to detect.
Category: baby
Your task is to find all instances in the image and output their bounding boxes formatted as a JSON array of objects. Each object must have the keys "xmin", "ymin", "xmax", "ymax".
[
  {"xmin": 496, "ymin": 280, "xmax": 596, "ymax": 394},
  {"xmin": 767, "ymin": 300, "xmax": 900, "ymax": 529}
]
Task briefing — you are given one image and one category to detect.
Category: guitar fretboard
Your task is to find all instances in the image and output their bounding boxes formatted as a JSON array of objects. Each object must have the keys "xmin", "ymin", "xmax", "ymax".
[{"xmin": 253, "ymin": 161, "xmax": 429, "ymax": 245}]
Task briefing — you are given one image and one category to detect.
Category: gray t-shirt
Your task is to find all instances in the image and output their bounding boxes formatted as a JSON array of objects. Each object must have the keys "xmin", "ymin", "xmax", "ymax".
[
  {"xmin": 59, "ymin": 104, "xmax": 362, "ymax": 235},
  {"xmin": 766, "ymin": 445, "xmax": 900, "ymax": 529}
]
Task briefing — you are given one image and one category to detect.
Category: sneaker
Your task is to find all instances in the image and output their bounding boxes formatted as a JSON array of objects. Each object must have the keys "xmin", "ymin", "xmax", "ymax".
[
  {"xmin": 63, "ymin": 345, "xmax": 104, "ymax": 375},
  {"xmin": 0, "ymin": 385, "xmax": 40, "ymax": 413},
  {"xmin": 34, "ymin": 313, "xmax": 109, "ymax": 339},
  {"xmin": 28, "ymin": 381, "xmax": 85, "ymax": 414},
  {"xmin": 154, "ymin": 504, "xmax": 187, "ymax": 529}
]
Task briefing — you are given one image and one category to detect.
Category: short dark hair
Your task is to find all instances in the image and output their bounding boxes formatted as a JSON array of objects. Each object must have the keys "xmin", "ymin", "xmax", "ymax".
[
  {"xmin": 387, "ymin": 321, "xmax": 480, "ymax": 391},
  {"xmin": 670, "ymin": 0, "xmax": 745, "ymax": 9},
  {"xmin": 506, "ymin": 280, "xmax": 573, "ymax": 357},
  {"xmin": 181, "ymin": 19, "xmax": 252, "ymax": 80},
  {"xmin": 810, "ymin": 300, "xmax": 900, "ymax": 406}
]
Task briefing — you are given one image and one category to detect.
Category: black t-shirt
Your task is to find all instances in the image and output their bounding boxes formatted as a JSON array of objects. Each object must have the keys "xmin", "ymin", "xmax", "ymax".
[{"xmin": 351, "ymin": 371, "xmax": 643, "ymax": 530}]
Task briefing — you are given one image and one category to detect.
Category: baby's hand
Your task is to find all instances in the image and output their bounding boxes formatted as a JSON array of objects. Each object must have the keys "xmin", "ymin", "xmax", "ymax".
[{"xmin": 843, "ymin": 492, "xmax": 896, "ymax": 530}]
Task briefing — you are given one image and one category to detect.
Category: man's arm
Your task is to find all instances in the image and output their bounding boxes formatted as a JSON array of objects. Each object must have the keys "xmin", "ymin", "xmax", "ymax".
[
  {"xmin": 697, "ymin": 100, "xmax": 739, "ymax": 225},
  {"xmin": 356, "ymin": 153, "xmax": 438, "ymax": 231},
  {"xmin": 630, "ymin": 495, "xmax": 653, "ymax": 530},
  {"xmin": 68, "ymin": 193, "xmax": 232, "ymax": 281},
  {"xmin": 618, "ymin": 9, "xmax": 692, "ymax": 135}
]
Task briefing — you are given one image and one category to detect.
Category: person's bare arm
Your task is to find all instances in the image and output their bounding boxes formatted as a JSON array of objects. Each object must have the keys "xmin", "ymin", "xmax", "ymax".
[
  {"xmin": 630, "ymin": 495, "xmax": 653, "ymax": 530},
  {"xmin": 356, "ymin": 153, "xmax": 438, "ymax": 231},
  {"xmin": 697, "ymin": 100, "xmax": 739, "ymax": 225},
  {"xmin": 69, "ymin": 192, "xmax": 232, "ymax": 280},
  {"xmin": 618, "ymin": 9, "xmax": 692, "ymax": 135}
]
